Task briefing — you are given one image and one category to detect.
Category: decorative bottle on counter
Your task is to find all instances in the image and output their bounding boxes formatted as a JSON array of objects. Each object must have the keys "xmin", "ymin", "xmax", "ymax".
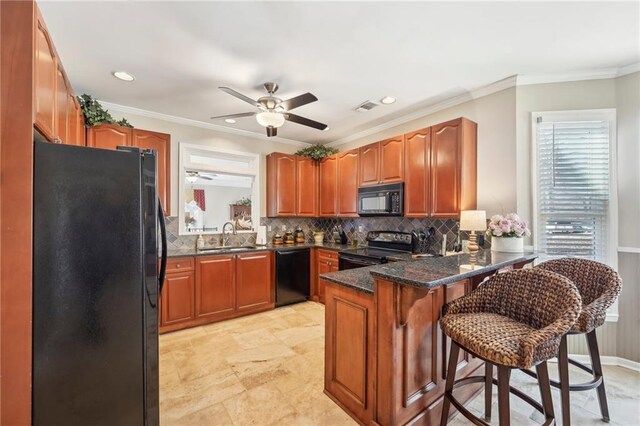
[
  {"xmin": 295, "ymin": 227, "xmax": 305, "ymax": 243},
  {"xmin": 272, "ymin": 232, "xmax": 283, "ymax": 245},
  {"xmin": 196, "ymin": 234, "xmax": 205, "ymax": 250},
  {"xmin": 284, "ymin": 230, "xmax": 295, "ymax": 244}
]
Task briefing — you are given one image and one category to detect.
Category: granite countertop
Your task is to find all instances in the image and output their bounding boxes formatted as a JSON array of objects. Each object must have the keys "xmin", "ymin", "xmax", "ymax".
[
  {"xmin": 320, "ymin": 250, "xmax": 538, "ymax": 295},
  {"xmin": 167, "ymin": 242, "xmax": 351, "ymax": 258}
]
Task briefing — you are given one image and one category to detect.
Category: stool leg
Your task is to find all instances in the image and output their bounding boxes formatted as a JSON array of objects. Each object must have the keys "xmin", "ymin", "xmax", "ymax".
[
  {"xmin": 558, "ymin": 334, "xmax": 571, "ymax": 426},
  {"xmin": 497, "ymin": 366, "xmax": 511, "ymax": 426},
  {"xmin": 587, "ymin": 330, "xmax": 610, "ymax": 422},
  {"xmin": 440, "ymin": 341, "xmax": 460, "ymax": 426},
  {"xmin": 485, "ymin": 362, "xmax": 493, "ymax": 420},
  {"xmin": 536, "ymin": 361, "xmax": 555, "ymax": 425}
]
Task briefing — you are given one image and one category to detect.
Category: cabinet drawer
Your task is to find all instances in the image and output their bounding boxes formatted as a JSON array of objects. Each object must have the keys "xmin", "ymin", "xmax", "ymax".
[
  {"xmin": 167, "ymin": 257, "xmax": 194, "ymax": 272},
  {"xmin": 317, "ymin": 249, "xmax": 338, "ymax": 260}
]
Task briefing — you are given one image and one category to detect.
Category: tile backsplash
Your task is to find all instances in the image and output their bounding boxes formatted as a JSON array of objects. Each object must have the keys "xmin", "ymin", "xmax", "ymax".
[{"xmin": 165, "ymin": 215, "xmax": 488, "ymax": 253}]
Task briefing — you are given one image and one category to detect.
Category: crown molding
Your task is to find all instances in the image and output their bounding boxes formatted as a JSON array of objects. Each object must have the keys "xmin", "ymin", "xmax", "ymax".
[
  {"xmin": 326, "ymin": 75, "xmax": 518, "ymax": 148},
  {"xmin": 517, "ymin": 62, "xmax": 640, "ymax": 86},
  {"xmin": 99, "ymin": 101, "xmax": 311, "ymax": 148}
]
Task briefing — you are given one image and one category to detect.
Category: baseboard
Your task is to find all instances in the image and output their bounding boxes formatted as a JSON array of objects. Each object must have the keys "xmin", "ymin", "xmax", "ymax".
[{"xmin": 547, "ymin": 354, "xmax": 640, "ymax": 372}]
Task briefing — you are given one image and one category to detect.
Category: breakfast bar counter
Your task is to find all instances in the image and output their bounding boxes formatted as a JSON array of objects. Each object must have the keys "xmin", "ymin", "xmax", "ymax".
[{"xmin": 320, "ymin": 250, "xmax": 536, "ymax": 425}]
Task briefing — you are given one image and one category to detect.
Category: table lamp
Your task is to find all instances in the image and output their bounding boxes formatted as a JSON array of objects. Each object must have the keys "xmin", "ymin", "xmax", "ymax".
[{"xmin": 460, "ymin": 210, "xmax": 487, "ymax": 265}]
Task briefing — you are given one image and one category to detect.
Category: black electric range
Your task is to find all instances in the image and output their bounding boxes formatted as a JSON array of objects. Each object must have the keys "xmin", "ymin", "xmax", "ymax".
[{"xmin": 338, "ymin": 231, "xmax": 415, "ymax": 270}]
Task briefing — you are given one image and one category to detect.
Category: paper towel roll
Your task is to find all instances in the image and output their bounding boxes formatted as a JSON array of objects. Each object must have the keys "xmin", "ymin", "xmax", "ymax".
[{"xmin": 256, "ymin": 226, "xmax": 267, "ymax": 245}]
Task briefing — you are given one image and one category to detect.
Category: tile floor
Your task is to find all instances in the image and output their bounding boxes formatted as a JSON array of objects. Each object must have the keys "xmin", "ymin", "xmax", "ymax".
[{"xmin": 160, "ymin": 302, "xmax": 640, "ymax": 426}]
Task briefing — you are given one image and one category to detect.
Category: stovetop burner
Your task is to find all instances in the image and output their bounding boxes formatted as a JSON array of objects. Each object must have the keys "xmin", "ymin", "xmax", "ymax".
[{"xmin": 339, "ymin": 247, "xmax": 407, "ymax": 261}]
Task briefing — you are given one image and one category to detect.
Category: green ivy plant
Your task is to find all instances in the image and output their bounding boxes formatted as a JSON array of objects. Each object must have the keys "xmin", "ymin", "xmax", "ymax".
[
  {"xmin": 235, "ymin": 197, "xmax": 252, "ymax": 206},
  {"xmin": 77, "ymin": 94, "xmax": 133, "ymax": 128},
  {"xmin": 294, "ymin": 144, "xmax": 338, "ymax": 161}
]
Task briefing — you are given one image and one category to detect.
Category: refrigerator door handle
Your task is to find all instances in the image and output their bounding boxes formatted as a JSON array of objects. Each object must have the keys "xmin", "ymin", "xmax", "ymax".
[{"xmin": 158, "ymin": 199, "xmax": 168, "ymax": 293}]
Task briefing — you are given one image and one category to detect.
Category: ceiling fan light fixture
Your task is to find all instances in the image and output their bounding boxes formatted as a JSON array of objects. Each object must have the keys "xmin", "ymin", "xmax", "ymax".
[
  {"xmin": 186, "ymin": 175, "xmax": 198, "ymax": 183},
  {"xmin": 256, "ymin": 111, "xmax": 285, "ymax": 128}
]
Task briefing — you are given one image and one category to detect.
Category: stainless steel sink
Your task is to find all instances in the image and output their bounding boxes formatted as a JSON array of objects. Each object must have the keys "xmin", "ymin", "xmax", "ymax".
[{"xmin": 197, "ymin": 246, "xmax": 257, "ymax": 253}]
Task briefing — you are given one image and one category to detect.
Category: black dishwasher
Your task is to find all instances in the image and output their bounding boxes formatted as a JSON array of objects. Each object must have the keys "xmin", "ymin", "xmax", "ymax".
[{"xmin": 275, "ymin": 248, "xmax": 310, "ymax": 307}]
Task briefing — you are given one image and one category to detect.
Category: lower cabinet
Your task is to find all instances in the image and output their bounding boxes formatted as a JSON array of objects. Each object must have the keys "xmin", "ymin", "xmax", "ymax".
[
  {"xmin": 159, "ymin": 251, "xmax": 274, "ymax": 333},
  {"xmin": 313, "ymin": 249, "xmax": 339, "ymax": 304}
]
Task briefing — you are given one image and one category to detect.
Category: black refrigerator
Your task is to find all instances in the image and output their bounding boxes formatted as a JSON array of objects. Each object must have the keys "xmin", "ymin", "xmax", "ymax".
[{"xmin": 32, "ymin": 141, "xmax": 167, "ymax": 425}]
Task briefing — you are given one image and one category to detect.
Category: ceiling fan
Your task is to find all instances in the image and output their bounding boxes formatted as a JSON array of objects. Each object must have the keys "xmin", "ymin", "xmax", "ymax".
[
  {"xmin": 211, "ymin": 82, "xmax": 328, "ymax": 137},
  {"xmin": 186, "ymin": 171, "xmax": 215, "ymax": 183}
]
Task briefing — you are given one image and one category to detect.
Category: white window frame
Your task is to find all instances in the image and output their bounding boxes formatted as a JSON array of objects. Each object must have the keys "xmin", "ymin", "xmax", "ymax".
[
  {"xmin": 531, "ymin": 109, "xmax": 618, "ymax": 321},
  {"xmin": 178, "ymin": 143, "xmax": 260, "ymax": 236}
]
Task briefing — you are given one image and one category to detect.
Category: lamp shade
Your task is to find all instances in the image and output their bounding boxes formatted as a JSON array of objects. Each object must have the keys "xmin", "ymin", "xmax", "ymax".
[
  {"xmin": 459, "ymin": 210, "xmax": 487, "ymax": 231},
  {"xmin": 256, "ymin": 112, "xmax": 285, "ymax": 128}
]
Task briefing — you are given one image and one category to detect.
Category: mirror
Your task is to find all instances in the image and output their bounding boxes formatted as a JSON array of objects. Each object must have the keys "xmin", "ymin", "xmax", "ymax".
[{"xmin": 179, "ymin": 144, "xmax": 260, "ymax": 235}]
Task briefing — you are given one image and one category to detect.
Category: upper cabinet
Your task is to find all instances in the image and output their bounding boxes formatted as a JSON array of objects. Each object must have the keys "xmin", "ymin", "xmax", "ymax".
[
  {"xmin": 55, "ymin": 66, "xmax": 69, "ymax": 145},
  {"xmin": 319, "ymin": 155, "xmax": 338, "ymax": 217},
  {"xmin": 87, "ymin": 125, "xmax": 171, "ymax": 215},
  {"xmin": 404, "ymin": 118, "xmax": 477, "ymax": 218},
  {"xmin": 404, "ymin": 127, "xmax": 431, "ymax": 217},
  {"xmin": 266, "ymin": 153, "xmax": 318, "ymax": 217},
  {"xmin": 34, "ymin": 8, "xmax": 57, "ymax": 141},
  {"xmin": 337, "ymin": 149, "xmax": 359, "ymax": 216},
  {"xmin": 132, "ymin": 129, "xmax": 171, "ymax": 216},
  {"xmin": 358, "ymin": 136, "xmax": 404, "ymax": 187}
]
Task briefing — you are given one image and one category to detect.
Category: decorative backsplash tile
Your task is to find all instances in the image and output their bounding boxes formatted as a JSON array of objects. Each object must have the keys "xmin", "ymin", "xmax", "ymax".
[{"xmin": 165, "ymin": 215, "xmax": 489, "ymax": 253}]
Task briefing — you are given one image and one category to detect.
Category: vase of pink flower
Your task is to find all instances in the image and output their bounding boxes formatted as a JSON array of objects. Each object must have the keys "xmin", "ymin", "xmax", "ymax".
[{"xmin": 486, "ymin": 213, "xmax": 530, "ymax": 253}]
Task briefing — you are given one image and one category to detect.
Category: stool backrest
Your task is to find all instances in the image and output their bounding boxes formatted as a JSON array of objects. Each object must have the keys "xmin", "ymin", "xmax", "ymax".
[
  {"xmin": 470, "ymin": 269, "xmax": 582, "ymax": 330},
  {"xmin": 536, "ymin": 258, "xmax": 622, "ymax": 307}
]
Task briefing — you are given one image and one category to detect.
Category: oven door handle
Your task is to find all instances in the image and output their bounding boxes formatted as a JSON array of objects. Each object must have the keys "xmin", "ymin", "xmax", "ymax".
[{"xmin": 339, "ymin": 255, "xmax": 380, "ymax": 267}]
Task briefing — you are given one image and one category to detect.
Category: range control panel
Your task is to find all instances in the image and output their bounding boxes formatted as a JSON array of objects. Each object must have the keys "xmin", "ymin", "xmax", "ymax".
[{"xmin": 366, "ymin": 231, "xmax": 413, "ymax": 247}]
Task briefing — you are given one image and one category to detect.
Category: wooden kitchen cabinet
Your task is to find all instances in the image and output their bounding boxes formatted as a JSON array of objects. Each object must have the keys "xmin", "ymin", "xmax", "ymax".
[
  {"xmin": 404, "ymin": 127, "xmax": 431, "ymax": 217},
  {"xmin": 319, "ymin": 155, "xmax": 338, "ymax": 216},
  {"xmin": 236, "ymin": 252, "xmax": 274, "ymax": 313},
  {"xmin": 34, "ymin": 8, "xmax": 57, "ymax": 141},
  {"xmin": 358, "ymin": 136, "xmax": 404, "ymax": 187},
  {"xmin": 87, "ymin": 124, "xmax": 171, "ymax": 215},
  {"xmin": 267, "ymin": 153, "xmax": 318, "ymax": 217},
  {"xmin": 159, "ymin": 258, "xmax": 196, "ymax": 332},
  {"xmin": 314, "ymin": 249, "xmax": 338, "ymax": 303},
  {"xmin": 55, "ymin": 66, "xmax": 70, "ymax": 144},
  {"xmin": 431, "ymin": 118, "xmax": 477, "ymax": 218},
  {"xmin": 296, "ymin": 156, "xmax": 318, "ymax": 217},
  {"xmin": 337, "ymin": 149, "xmax": 359, "ymax": 216},
  {"xmin": 132, "ymin": 129, "xmax": 171, "ymax": 216},
  {"xmin": 195, "ymin": 255, "xmax": 235, "ymax": 322},
  {"xmin": 86, "ymin": 124, "xmax": 131, "ymax": 150}
]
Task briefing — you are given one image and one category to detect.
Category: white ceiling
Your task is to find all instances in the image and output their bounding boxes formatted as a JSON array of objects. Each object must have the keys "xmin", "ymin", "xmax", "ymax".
[{"xmin": 39, "ymin": 1, "xmax": 639, "ymax": 144}]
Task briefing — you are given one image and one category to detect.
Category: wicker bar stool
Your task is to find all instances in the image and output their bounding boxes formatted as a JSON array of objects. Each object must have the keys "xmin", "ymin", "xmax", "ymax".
[
  {"xmin": 521, "ymin": 258, "xmax": 622, "ymax": 425},
  {"xmin": 440, "ymin": 269, "xmax": 582, "ymax": 426}
]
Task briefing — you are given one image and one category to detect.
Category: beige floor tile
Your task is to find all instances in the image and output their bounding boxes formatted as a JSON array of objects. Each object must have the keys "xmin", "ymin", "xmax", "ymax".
[{"xmin": 160, "ymin": 302, "xmax": 639, "ymax": 426}]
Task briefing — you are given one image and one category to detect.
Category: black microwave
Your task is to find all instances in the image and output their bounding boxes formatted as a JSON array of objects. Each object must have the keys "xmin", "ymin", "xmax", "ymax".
[{"xmin": 357, "ymin": 183, "xmax": 404, "ymax": 216}]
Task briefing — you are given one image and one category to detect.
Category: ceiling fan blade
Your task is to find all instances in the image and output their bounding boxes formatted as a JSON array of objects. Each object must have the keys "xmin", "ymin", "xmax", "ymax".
[
  {"xmin": 280, "ymin": 93, "xmax": 318, "ymax": 111},
  {"xmin": 219, "ymin": 87, "xmax": 259, "ymax": 107},
  {"xmin": 266, "ymin": 126, "xmax": 277, "ymax": 137},
  {"xmin": 210, "ymin": 112, "xmax": 256, "ymax": 120},
  {"xmin": 284, "ymin": 113, "xmax": 328, "ymax": 131}
]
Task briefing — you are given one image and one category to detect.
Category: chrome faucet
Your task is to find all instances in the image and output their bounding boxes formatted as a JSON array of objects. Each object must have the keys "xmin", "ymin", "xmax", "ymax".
[{"xmin": 222, "ymin": 222, "xmax": 236, "ymax": 247}]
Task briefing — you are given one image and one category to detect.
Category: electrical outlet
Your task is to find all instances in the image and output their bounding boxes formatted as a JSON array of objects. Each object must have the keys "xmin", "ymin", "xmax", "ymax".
[
  {"xmin": 267, "ymin": 225, "xmax": 271, "ymax": 231},
  {"xmin": 358, "ymin": 225, "xmax": 364, "ymax": 233}
]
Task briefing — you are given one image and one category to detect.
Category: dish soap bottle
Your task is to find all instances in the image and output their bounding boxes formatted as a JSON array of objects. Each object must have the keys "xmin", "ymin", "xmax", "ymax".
[{"xmin": 196, "ymin": 234, "xmax": 205, "ymax": 250}]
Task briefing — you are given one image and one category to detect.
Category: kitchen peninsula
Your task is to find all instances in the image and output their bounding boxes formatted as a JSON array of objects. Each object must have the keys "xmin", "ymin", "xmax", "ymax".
[{"xmin": 320, "ymin": 250, "xmax": 537, "ymax": 425}]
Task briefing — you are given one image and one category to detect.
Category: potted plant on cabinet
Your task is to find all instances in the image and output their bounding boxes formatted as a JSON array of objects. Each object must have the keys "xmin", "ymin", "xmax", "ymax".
[
  {"xmin": 486, "ymin": 213, "xmax": 531, "ymax": 253},
  {"xmin": 294, "ymin": 144, "xmax": 339, "ymax": 161}
]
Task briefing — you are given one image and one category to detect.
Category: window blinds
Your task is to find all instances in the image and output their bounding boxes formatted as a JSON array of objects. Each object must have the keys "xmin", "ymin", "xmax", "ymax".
[{"xmin": 536, "ymin": 120, "xmax": 610, "ymax": 262}]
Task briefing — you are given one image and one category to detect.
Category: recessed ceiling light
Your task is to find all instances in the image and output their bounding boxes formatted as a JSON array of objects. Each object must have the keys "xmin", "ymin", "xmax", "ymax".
[
  {"xmin": 380, "ymin": 96, "xmax": 396, "ymax": 105},
  {"xmin": 224, "ymin": 118, "xmax": 236, "ymax": 124},
  {"xmin": 112, "ymin": 71, "xmax": 135, "ymax": 82}
]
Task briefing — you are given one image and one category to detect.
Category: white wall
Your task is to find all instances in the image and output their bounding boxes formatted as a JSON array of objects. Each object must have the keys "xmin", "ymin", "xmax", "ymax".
[
  {"xmin": 339, "ymin": 87, "xmax": 518, "ymax": 216},
  {"xmin": 109, "ymin": 111, "xmax": 302, "ymax": 216}
]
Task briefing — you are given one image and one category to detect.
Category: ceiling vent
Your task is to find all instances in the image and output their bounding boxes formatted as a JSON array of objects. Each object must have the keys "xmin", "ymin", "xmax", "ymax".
[{"xmin": 355, "ymin": 101, "xmax": 378, "ymax": 112}]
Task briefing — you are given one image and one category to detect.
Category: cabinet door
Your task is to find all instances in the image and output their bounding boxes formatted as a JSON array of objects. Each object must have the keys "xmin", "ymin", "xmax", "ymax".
[
  {"xmin": 316, "ymin": 250, "xmax": 337, "ymax": 304},
  {"xmin": 236, "ymin": 252, "xmax": 273, "ymax": 313},
  {"xmin": 34, "ymin": 9, "xmax": 57, "ymax": 141},
  {"xmin": 431, "ymin": 119, "xmax": 461, "ymax": 217},
  {"xmin": 319, "ymin": 155, "xmax": 338, "ymax": 216},
  {"xmin": 358, "ymin": 143, "xmax": 380, "ymax": 187},
  {"xmin": 296, "ymin": 156, "xmax": 318, "ymax": 217},
  {"xmin": 404, "ymin": 128, "xmax": 431, "ymax": 217},
  {"xmin": 380, "ymin": 136, "xmax": 404, "ymax": 183},
  {"xmin": 55, "ymin": 67, "xmax": 69, "ymax": 144},
  {"xmin": 195, "ymin": 255, "xmax": 235, "ymax": 321},
  {"xmin": 86, "ymin": 124, "xmax": 131, "ymax": 150},
  {"xmin": 161, "ymin": 271, "xmax": 195, "ymax": 326},
  {"xmin": 267, "ymin": 153, "xmax": 297, "ymax": 217},
  {"xmin": 337, "ymin": 150, "xmax": 359, "ymax": 216},
  {"xmin": 76, "ymin": 106, "xmax": 86, "ymax": 146},
  {"xmin": 132, "ymin": 129, "xmax": 171, "ymax": 216},
  {"xmin": 67, "ymin": 94, "xmax": 79, "ymax": 146}
]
